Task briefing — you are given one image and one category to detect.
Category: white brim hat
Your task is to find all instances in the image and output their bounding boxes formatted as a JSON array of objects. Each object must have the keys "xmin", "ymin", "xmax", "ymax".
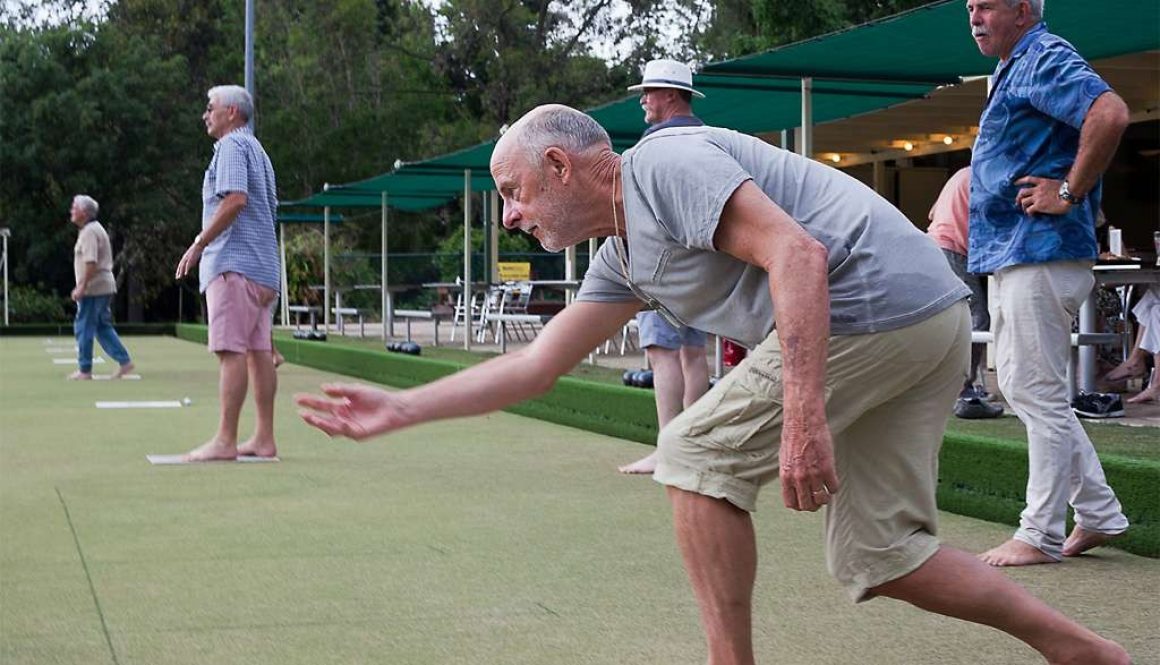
[{"xmin": 627, "ymin": 59, "xmax": 705, "ymax": 99}]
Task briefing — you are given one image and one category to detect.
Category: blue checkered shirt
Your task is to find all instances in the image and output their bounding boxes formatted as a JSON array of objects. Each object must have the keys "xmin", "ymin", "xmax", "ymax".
[
  {"xmin": 968, "ymin": 23, "xmax": 1109, "ymax": 274},
  {"xmin": 200, "ymin": 126, "xmax": 281, "ymax": 293}
]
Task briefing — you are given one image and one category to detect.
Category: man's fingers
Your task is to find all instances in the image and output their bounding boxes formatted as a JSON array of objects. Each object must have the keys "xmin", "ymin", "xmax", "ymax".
[{"xmin": 294, "ymin": 392, "xmax": 343, "ymax": 412}]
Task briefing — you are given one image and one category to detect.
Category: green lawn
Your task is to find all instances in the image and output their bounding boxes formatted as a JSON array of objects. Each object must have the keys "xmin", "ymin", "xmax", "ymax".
[
  {"xmin": 4, "ymin": 336, "xmax": 1157, "ymax": 665},
  {"xmin": 279, "ymin": 331, "xmax": 1160, "ymax": 462}
]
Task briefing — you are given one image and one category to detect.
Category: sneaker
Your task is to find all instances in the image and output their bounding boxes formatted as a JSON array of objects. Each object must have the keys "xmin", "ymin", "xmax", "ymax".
[
  {"xmin": 1071, "ymin": 392, "xmax": 1125, "ymax": 419},
  {"xmin": 958, "ymin": 385, "xmax": 995, "ymax": 401},
  {"xmin": 954, "ymin": 396, "xmax": 1004, "ymax": 419}
]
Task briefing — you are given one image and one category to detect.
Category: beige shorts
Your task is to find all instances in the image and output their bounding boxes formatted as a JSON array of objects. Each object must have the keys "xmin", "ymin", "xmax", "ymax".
[
  {"xmin": 654, "ymin": 301, "xmax": 969, "ymax": 601},
  {"xmin": 206, "ymin": 272, "xmax": 278, "ymax": 353}
]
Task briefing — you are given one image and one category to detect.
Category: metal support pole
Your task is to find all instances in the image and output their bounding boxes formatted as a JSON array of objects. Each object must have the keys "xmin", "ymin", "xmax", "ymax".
[
  {"xmin": 489, "ymin": 191, "xmax": 500, "ymax": 284},
  {"xmin": 279, "ymin": 222, "xmax": 288, "ymax": 325},
  {"xmin": 800, "ymin": 77, "xmax": 813, "ymax": 158},
  {"xmin": 1, "ymin": 228, "xmax": 9, "ymax": 326},
  {"xmin": 382, "ymin": 191, "xmax": 391, "ymax": 340},
  {"xmin": 323, "ymin": 204, "xmax": 331, "ymax": 330},
  {"xmin": 463, "ymin": 170, "xmax": 473, "ymax": 350},
  {"xmin": 244, "ymin": 0, "xmax": 255, "ymax": 129}
]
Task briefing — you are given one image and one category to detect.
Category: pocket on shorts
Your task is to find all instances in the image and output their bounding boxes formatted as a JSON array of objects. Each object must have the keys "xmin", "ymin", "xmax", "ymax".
[{"xmin": 683, "ymin": 363, "xmax": 784, "ymax": 452}]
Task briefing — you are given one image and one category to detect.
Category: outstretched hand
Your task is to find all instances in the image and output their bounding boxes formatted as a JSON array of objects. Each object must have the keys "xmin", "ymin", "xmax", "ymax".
[
  {"xmin": 778, "ymin": 420, "xmax": 840, "ymax": 512},
  {"xmin": 295, "ymin": 383, "xmax": 409, "ymax": 441}
]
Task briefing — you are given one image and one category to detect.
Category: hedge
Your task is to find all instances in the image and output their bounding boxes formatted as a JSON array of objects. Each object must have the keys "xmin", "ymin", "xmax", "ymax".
[{"xmin": 174, "ymin": 324, "xmax": 1159, "ymax": 558}]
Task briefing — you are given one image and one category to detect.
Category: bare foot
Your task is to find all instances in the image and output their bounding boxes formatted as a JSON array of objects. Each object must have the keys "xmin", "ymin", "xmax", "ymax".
[
  {"xmin": 237, "ymin": 438, "xmax": 278, "ymax": 458},
  {"xmin": 618, "ymin": 451, "xmax": 658, "ymax": 475},
  {"xmin": 183, "ymin": 440, "xmax": 239, "ymax": 462},
  {"xmin": 67, "ymin": 371, "xmax": 92, "ymax": 380},
  {"xmin": 1126, "ymin": 386, "xmax": 1158, "ymax": 404},
  {"xmin": 111, "ymin": 362, "xmax": 135, "ymax": 379},
  {"xmin": 978, "ymin": 539, "xmax": 1058, "ymax": 566},
  {"xmin": 1063, "ymin": 526, "xmax": 1122, "ymax": 557},
  {"xmin": 1050, "ymin": 636, "xmax": 1131, "ymax": 665},
  {"xmin": 1104, "ymin": 360, "xmax": 1145, "ymax": 383}
]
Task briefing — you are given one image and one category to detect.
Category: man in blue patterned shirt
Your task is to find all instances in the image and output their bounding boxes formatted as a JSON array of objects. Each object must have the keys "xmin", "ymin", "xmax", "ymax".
[
  {"xmin": 176, "ymin": 85, "xmax": 281, "ymax": 462},
  {"xmin": 967, "ymin": 0, "xmax": 1131, "ymax": 568}
]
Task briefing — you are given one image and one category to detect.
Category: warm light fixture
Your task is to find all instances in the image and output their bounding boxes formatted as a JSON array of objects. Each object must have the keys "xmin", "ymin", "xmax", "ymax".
[
  {"xmin": 943, "ymin": 135, "xmax": 954, "ymax": 145},
  {"xmin": 829, "ymin": 153, "xmax": 841, "ymax": 163},
  {"xmin": 903, "ymin": 142, "xmax": 914, "ymax": 152}
]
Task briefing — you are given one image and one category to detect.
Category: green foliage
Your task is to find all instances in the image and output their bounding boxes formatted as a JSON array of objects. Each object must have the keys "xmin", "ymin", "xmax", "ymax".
[
  {"xmin": 6, "ymin": 285, "xmax": 70, "ymax": 323},
  {"xmin": 432, "ymin": 227, "xmax": 537, "ymax": 282},
  {"xmin": 694, "ymin": 0, "xmax": 937, "ymax": 58},
  {"xmin": 2, "ymin": 0, "xmax": 944, "ymax": 324}
]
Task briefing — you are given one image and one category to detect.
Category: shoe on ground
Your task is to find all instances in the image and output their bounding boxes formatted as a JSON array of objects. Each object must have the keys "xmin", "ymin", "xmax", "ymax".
[
  {"xmin": 1071, "ymin": 392, "xmax": 1125, "ymax": 419},
  {"xmin": 959, "ymin": 385, "xmax": 995, "ymax": 401},
  {"xmin": 954, "ymin": 396, "xmax": 1004, "ymax": 419}
]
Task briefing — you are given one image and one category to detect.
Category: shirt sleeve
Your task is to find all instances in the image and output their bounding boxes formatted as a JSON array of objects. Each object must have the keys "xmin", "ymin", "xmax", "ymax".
[
  {"xmin": 77, "ymin": 228, "xmax": 99, "ymax": 263},
  {"xmin": 627, "ymin": 136, "xmax": 751, "ymax": 251},
  {"xmin": 213, "ymin": 136, "xmax": 250, "ymax": 198},
  {"xmin": 1026, "ymin": 42, "xmax": 1111, "ymax": 130}
]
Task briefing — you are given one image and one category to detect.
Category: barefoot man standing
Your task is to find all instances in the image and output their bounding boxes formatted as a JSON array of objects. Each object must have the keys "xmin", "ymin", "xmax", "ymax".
[{"xmin": 176, "ymin": 84, "xmax": 280, "ymax": 462}]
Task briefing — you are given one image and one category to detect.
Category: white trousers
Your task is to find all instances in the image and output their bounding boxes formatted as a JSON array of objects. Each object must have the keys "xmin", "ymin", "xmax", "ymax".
[
  {"xmin": 994, "ymin": 261, "xmax": 1128, "ymax": 559},
  {"xmin": 1131, "ymin": 286, "xmax": 1160, "ymax": 354}
]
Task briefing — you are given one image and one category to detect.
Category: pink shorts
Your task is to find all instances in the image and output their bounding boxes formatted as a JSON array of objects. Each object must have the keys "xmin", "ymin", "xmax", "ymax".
[{"xmin": 206, "ymin": 272, "xmax": 277, "ymax": 353}]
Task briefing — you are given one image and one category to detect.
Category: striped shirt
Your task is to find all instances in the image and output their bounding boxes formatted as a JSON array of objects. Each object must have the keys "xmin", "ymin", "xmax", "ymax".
[{"xmin": 200, "ymin": 126, "xmax": 281, "ymax": 293}]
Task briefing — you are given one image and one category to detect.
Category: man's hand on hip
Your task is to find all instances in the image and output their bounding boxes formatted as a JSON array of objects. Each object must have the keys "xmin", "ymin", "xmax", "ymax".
[{"xmin": 1014, "ymin": 176, "xmax": 1071, "ymax": 216}]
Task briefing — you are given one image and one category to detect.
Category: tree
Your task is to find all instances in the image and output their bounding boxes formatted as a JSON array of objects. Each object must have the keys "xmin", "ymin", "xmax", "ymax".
[
  {"xmin": 694, "ymin": 0, "xmax": 938, "ymax": 59},
  {"xmin": 0, "ymin": 19, "xmax": 206, "ymax": 317}
]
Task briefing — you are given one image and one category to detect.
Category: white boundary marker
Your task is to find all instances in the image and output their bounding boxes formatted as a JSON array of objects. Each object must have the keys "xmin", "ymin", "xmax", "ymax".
[
  {"xmin": 96, "ymin": 400, "xmax": 182, "ymax": 409},
  {"xmin": 146, "ymin": 454, "xmax": 281, "ymax": 465}
]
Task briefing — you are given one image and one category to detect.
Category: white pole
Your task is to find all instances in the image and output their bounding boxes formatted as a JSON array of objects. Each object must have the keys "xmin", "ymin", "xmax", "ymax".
[
  {"xmin": 489, "ymin": 191, "xmax": 500, "ymax": 283},
  {"xmin": 800, "ymin": 77, "xmax": 813, "ymax": 158},
  {"xmin": 463, "ymin": 169, "xmax": 473, "ymax": 350},
  {"xmin": 1, "ymin": 229, "xmax": 9, "ymax": 326},
  {"xmin": 244, "ymin": 0, "xmax": 254, "ymax": 129},
  {"xmin": 323, "ymin": 204, "xmax": 331, "ymax": 331},
  {"xmin": 279, "ymin": 222, "xmax": 288, "ymax": 325},
  {"xmin": 382, "ymin": 191, "xmax": 390, "ymax": 340}
]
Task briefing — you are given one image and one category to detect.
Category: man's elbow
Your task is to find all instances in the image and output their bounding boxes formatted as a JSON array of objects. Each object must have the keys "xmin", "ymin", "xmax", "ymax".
[
  {"xmin": 1093, "ymin": 93, "xmax": 1130, "ymax": 134},
  {"xmin": 512, "ymin": 348, "xmax": 560, "ymax": 397}
]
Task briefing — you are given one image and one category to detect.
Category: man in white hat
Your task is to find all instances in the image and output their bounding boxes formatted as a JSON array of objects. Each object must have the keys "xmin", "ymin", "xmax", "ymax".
[{"xmin": 618, "ymin": 59, "xmax": 712, "ymax": 475}]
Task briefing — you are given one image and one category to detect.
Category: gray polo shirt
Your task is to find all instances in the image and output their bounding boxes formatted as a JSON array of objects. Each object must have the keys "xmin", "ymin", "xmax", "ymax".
[{"xmin": 576, "ymin": 126, "xmax": 969, "ymax": 348}]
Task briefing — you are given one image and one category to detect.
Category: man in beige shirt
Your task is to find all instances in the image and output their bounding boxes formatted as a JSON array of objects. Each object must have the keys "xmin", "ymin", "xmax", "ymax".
[{"xmin": 69, "ymin": 194, "xmax": 134, "ymax": 379}]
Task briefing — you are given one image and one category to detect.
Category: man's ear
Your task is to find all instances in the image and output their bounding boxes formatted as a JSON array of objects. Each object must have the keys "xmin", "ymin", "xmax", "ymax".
[{"xmin": 543, "ymin": 146, "xmax": 571, "ymax": 182}]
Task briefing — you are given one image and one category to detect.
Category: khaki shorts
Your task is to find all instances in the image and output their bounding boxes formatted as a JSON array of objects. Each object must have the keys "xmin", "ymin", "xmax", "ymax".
[
  {"xmin": 654, "ymin": 301, "xmax": 969, "ymax": 601},
  {"xmin": 206, "ymin": 272, "xmax": 278, "ymax": 353}
]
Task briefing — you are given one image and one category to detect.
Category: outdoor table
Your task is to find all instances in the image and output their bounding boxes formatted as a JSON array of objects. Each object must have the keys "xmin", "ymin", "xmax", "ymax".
[{"xmin": 1078, "ymin": 265, "xmax": 1160, "ymax": 393}]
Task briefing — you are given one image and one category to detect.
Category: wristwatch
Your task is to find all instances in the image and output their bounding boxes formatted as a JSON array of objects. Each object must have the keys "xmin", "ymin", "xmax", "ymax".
[{"xmin": 1058, "ymin": 180, "xmax": 1084, "ymax": 205}]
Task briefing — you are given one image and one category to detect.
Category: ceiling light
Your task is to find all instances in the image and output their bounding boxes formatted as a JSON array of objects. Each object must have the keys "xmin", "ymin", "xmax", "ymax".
[
  {"xmin": 943, "ymin": 135, "xmax": 954, "ymax": 145},
  {"xmin": 903, "ymin": 142, "xmax": 914, "ymax": 152}
]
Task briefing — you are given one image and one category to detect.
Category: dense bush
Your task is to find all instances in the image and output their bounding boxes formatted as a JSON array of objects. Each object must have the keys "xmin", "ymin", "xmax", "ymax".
[{"xmin": 6, "ymin": 285, "xmax": 69, "ymax": 323}]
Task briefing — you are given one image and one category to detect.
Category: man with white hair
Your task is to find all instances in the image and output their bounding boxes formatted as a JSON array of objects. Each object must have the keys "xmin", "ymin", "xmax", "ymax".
[
  {"xmin": 619, "ymin": 59, "xmax": 711, "ymax": 475},
  {"xmin": 175, "ymin": 85, "xmax": 281, "ymax": 461},
  {"xmin": 966, "ymin": 0, "xmax": 1131, "ymax": 567},
  {"xmin": 297, "ymin": 104, "xmax": 1129, "ymax": 665},
  {"xmin": 67, "ymin": 194, "xmax": 134, "ymax": 380}
]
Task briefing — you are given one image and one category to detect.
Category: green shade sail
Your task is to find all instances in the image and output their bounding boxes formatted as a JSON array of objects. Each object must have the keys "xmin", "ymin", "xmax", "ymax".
[{"xmin": 282, "ymin": 0, "xmax": 1159, "ymax": 212}]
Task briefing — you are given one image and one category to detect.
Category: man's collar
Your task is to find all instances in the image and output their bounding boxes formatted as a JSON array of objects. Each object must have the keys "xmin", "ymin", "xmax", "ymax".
[
  {"xmin": 213, "ymin": 124, "xmax": 253, "ymax": 150},
  {"xmin": 1008, "ymin": 21, "xmax": 1047, "ymax": 61}
]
